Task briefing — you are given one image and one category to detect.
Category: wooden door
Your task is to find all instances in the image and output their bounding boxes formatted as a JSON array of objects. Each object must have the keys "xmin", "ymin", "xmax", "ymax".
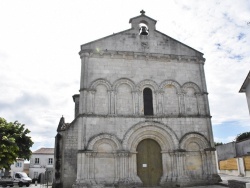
[{"xmin": 137, "ymin": 139, "xmax": 162, "ymax": 187}]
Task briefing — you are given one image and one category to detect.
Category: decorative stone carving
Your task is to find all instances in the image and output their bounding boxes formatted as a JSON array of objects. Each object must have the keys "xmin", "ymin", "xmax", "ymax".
[
  {"xmin": 112, "ymin": 78, "xmax": 136, "ymax": 91},
  {"xmin": 182, "ymin": 82, "xmax": 201, "ymax": 94},
  {"xmin": 160, "ymin": 80, "xmax": 182, "ymax": 93},
  {"xmin": 89, "ymin": 79, "xmax": 112, "ymax": 90},
  {"xmin": 87, "ymin": 133, "xmax": 122, "ymax": 151},
  {"xmin": 137, "ymin": 79, "xmax": 159, "ymax": 92},
  {"xmin": 180, "ymin": 132, "xmax": 210, "ymax": 150},
  {"xmin": 122, "ymin": 121, "xmax": 179, "ymax": 151},
  {"xmin": 79, "ymin": 49, "xmax": 205, "ymax": 64}
]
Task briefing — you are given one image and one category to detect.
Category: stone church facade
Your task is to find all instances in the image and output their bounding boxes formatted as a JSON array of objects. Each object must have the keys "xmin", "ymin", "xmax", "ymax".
[{"xmin": 54, "ymin": 11, "xmax": 221, "ymax": 188}]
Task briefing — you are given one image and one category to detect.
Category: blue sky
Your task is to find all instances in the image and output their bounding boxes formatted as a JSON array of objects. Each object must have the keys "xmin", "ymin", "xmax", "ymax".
[
  {"xmin": 0, "ymin": 0, "xmax": 250, "ymax": 151},
  {"xmin": 213, "ymin": 121, "xmax": 250, "ymax": 143}
]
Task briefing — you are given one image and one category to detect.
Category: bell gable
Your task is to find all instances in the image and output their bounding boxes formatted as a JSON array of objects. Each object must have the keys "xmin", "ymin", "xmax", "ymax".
[{"xmin": 80, "ymin": 10, "xmax": 203, "ymax": 58}]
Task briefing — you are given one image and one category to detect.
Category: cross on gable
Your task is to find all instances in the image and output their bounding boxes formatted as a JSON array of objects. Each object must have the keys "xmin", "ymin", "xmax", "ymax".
[{"xmin": 140, "ymin": 10, "xmax": 145, "ymax": 15}]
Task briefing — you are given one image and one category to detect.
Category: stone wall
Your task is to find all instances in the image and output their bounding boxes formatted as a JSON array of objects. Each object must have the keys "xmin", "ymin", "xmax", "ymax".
[
  {"xmin": 58, "ymin": 122, "xmax": 78, "ymax": 188},
  {"xmin": 77, "ymin": 116, "xmax": 210, "ymax": 145},
  {"xmin": 216, "ymin": 142, "xmax": 236, "ymax": 161},
  {"xmin": 236, "ymin": 139, "xmax": 250, "ymax": 157},
  {"xmin": 216, "ymin": 140, "xmax": 250, "ymax": 177}
]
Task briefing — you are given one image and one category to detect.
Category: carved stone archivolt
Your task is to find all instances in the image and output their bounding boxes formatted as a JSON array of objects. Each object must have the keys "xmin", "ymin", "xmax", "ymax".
[
  {"xmin": 87, "ymin": 133, "xmax": 122, "ymax": 151},
  {"xmin": 137, "ymin": 79, "xmax": 159, "ymax": 92},
  {"xmin": 182, "ymin": 82, "xmax": 201, "ymax": 94},
  {"xmin": 122, "ymin": 121, "xmax": 179, "ymax": 151},
  {"xmin": 159, "ymin": 80, "xmax": 182, "ymax": 93},
  {"xmin": 89, "ymin": 78, "xmax": 112, "ymax": 90},
  {"xmin": 179, "ymin": 132, "xmax": 210, "ymax": 150},
  {"xmin": 112, "ymin": 78, "xmax": 136, "ymax": 91}
]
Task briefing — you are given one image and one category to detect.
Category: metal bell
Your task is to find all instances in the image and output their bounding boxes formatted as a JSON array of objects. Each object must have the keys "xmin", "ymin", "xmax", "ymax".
[{"xmin": 140, "ymin": 26, "xmax": 149, "ymax": 35}]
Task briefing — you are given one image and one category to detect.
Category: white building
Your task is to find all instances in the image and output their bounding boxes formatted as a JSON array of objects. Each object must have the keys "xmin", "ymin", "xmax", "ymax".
[
  {"xmin": 240, "ymin": 71, "xmax": 250, "ymax": 115},
  {"xmin": 9, "ymin": 158, "xmax": 25, "ymax": 177},
  {"xmin": 29, "ymin": 148, "xmax": 54, "ymax": 179}
]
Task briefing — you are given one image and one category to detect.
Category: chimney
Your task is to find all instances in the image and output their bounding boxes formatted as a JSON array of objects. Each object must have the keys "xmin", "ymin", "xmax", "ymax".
[{"xmin": 72, "ymin": 94, "xmax": 80, "ymax": 118}]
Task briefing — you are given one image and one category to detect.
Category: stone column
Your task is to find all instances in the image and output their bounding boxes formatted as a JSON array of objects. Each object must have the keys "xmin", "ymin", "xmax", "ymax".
[
  {"xmin": 75, "ymin": 151, "xmax": 97, "ymax": 187},
  {"xmin": 178, "ymin": 93, "xmax": 184, "ymax": 115},
  {"xmin": 116, "ymin": 151, "xmax": 140, "ymax": 187},
  {"xmin": 175, "ymin": 151, "xmax": 189, "ymax": 186},
  {"xmin": 176, "ymin": 152, "xmax": 186, "ymax": 176},
  {"xmin": 78, "ymin": 117, "xmax": 86, "ymax": 150},
  {"xmin": 109, "ymin": 90, "xmax": 115, "ymax": 114},
  {"xmin": 73, "ymin": 94, "xmax": 80, "ymax": 118},
  {"xmin": 210, "ymin": 151, "xmax": 218, "ymax": 174},
  {"xmin": 132, "ymin": 91, "xmax": 139, "ymax": 115},
  {"xmin": 90, "ymin": 90, "xmax": 95, "ymax": 114},
  {"xmin": 130, "ymin": 153, "xmax": 136, "ymax": 178},
  {"xmin": 183, "ymin": 92, "xmax": 187, "ymax": 115},
  {"xmin": 155, "ymin": 90, "xmax": 163, "ymax": 115},
  {"xmin": 114, "ymin": 153, "xmax": 119, "ymax": 182},
  {"xmin": 195, "ymin": 93, "xmax": 201, "ymax": 115},
  {"xmin": 138, "ymin": 90, "xmax": 143, "ymax": 115},
  {"xmin": 129, "ymin": 152, "xmax": 142, "ymax": 186},
  {"xmin": 107, "ymin": 90, "xmax": 112, "ymax": 114},
  {"xmin": 114, "ymin": 91, "xmax": 117, "ymax": 114},
  {"xmin": 200, "ymin": 151, "xmax": 207, "ymax": 178},
  {"xmin": 161, "ymin": 152, "xmax": 168, "ymax": 178},
  {"xmin": 119, "ymin": 152, "xmax": 130, "ymax": 179},
  {"xmin": 86, "ymin": 152, "xmax": 91, "ymax": 179},
  {"xmin": 132, "ymin": 91, "xmax": 136, "ymax": 115},
  {"xmin": 158, "ymin": 91, "xmax": 164, "ymax": 115},
  {"xmin": 76, "ymin": 152, "xmax": 83, "ymax": 181},
  {"xmin": 198, "ymin": 61, "xmax": 211, "ymax": 116},
  {"xmin": 204, "ymin": 150, "xmax": 217, "ymax": 175},
  {"xmin": 169, "ymin": 152, "xmax": 177, "ymax": 181},
  {"xmin": 89, "ymin": 152, "xmax": 97, "ymax": 180},
  {"xmin": 204, "ymin": 149, "xmax": 221, "ymax": 183},
  {"xmin": 79, "ymin": 52, "xmax": 90, "ymax": 114},
  {"xmin": 160, "ymin": 152, "xmax": 172, "ymax": 185}
]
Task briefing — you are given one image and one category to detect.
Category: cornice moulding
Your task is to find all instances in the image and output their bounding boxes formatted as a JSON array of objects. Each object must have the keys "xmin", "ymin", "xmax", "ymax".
[{"xmin": 79, "ymin": 50, "xmax": 205, "ymax": 64}]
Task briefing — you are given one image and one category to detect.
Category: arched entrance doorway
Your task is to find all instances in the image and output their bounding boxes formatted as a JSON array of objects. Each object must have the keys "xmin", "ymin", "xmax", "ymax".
[{"xmin": 136, "ymin": 139, "xmax": 163, "ymax": 186}]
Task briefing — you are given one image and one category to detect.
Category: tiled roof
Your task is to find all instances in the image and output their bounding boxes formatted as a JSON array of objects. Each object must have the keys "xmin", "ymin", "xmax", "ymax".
[
  {"xmin": 16, "ymin": 158, "xmax": 24, "ymax": 161},
  {"xmin": 33, "ymin": 148, "xmax": 54, "ymax": 154}
]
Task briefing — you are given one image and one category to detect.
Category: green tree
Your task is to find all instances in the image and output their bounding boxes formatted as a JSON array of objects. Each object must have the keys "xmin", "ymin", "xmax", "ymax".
[
  {"xmin": 236, "ymin": 132, "xmax": 250, "ymax": 142},
  {"xmin": 214, "ymin": 142, "xmax": 223, "ymax": 146},
  {"xmin": 0, "ymin": 117, "xmax": 33, "ymax": 170}
]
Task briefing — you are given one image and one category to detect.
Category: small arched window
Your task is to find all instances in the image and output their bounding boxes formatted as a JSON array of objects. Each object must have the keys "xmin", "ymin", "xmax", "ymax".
[{"xmin": 143, "ymin": 88, "xmax": 153, "ymax": 115}]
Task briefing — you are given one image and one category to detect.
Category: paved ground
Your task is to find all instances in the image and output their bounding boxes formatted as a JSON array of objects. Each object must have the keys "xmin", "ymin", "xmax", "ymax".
[
  {"xmin": 2, "ymin": 174, "xmax": 250, "ymax": 187},
  {"xmin": 0, "ymin": 184, "xmax": 52, "ymax": 188},
  {"xmin": 185, "ymin": 173, "xmax": 250, "ymax": 187}
]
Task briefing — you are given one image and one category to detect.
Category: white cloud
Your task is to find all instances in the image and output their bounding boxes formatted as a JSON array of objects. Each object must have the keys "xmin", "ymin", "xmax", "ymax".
[{"xmin": 214, "ymin": 136, "xmax": 236, "ymax": 143}]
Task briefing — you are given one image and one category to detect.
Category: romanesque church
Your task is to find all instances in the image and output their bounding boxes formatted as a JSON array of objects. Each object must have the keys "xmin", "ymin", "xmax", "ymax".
[{"xmin": 54, "ymin": 11, "xmax": 221, "ymax": 188}]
